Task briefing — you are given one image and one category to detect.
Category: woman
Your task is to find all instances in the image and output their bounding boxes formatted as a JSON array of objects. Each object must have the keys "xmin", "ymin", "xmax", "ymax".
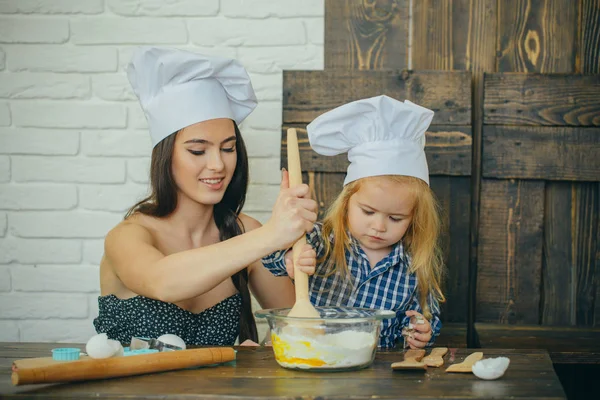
[{"xmin": 93, "ymin": 47, "xmax": 317, "ymax": 346}]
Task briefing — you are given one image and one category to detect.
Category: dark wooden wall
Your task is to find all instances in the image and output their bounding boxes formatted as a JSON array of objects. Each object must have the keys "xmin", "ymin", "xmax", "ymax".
[{"xmin": 280, "ymin": 0, "xmax": 600, "ymax": 359}]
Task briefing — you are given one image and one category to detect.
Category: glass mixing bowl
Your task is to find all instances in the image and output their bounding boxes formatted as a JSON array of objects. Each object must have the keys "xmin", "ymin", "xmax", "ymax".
[{"xmin": 255, "ymin": 306, "xmax": 395, "ymax": 371}]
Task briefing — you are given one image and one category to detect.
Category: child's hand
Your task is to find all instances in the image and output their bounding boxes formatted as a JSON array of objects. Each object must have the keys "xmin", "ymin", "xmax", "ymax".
[
  {"xmin": 404, "ymin": 310, "xmax": 432, "ymax": 349},
  {"xmin": 284, "ymin": 243, "xmax": 316, "ymax": 279}
]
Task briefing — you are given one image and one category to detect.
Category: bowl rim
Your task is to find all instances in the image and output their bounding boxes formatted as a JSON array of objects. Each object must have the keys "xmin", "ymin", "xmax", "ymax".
[{"xmin": 254, "ymin": 306, "xmax": 396, "ymax": 321}]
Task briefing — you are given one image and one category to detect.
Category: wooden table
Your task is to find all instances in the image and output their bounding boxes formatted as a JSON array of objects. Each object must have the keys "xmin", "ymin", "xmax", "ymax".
[{"xmin": 0, "ymin": 342, "xmax": 566, "ymax": 399}]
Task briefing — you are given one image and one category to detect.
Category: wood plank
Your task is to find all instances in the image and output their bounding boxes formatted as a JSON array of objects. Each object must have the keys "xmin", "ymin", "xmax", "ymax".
[
  {"xmin": 424, "ymin": 126, "xmax": 472, "ymax": 176},
  {"xmin": 577, "ymin": 0, "xmax": 600, "ymax": 74},
  {"xmin": 303, "ymin": 171, "xmax": 344, "ymax": 220},
  {"xmin": 409, "ymin": 0, "xmax": 498, "ymax": 346},
  {"xmin": 433, "ymin": 322, "xmax": 467, "ymax": 347},
  {"xmin": 482, "ymin": 126, "xmax": 600, "ymax": 181},
  {"xmin": 465, "ymin": 0, "xmax": 499, "ymax": 347},
  {"xmin": 0, "ymin": 344, "xmax": 566, "ymax": 399},
  {"xmin": 412, "ymin": 0, "xmax": 453, "ymax": 70},
  {"xmin": 497, "ymin": 0, "xmax": 577, "ymax": 73},
  {"xmin": 489, "ymin": 0, "xmax": 600, "ymax": 339},
  {"xmin": 476, "ymin": 179, "xmax": 545, "ymax": 324},
  {"xmin": 411, "ymin": 0, "xmax": 498, "ymax": 71},
  {"xmin": 571, "ymin": 183, "xmax": 600, "ymax": 326},
  {"xmin": 597, "ymin": 244, "xmax": 600, "ymax": 326},
  {"xmin": 324, "ymin": 0, "xmax": 409, "ymax": 69},
  {"xmin": 542, "ymin": 183, "xmax": 576, "ymax": 326},
  {"xmin": 430, "ymin": 177, "xmax": 471, "ymax": 324},
  {"xmin": 541, "ymin": 183, "xmax": 599, "ymax": 327},
  {"xmin": 282, "ymin": 70, "xmax": 471, "ymax": 125},
  {"xmin": 475, "ymin": 323, "xmax": 600, "ymax": 364},
  {"xmin": 483, "ymin": 73, "xmax": 600, "ymax": 126},
  {"xmin": 281, "ymin": 125, "xmax": 472, "ymax": 176}
]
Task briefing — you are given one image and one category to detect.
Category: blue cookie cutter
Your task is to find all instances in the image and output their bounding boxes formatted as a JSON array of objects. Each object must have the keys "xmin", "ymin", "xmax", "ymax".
[{"xmin": 51, "ymin": 348, "xmax": 81, "ymax": 361}]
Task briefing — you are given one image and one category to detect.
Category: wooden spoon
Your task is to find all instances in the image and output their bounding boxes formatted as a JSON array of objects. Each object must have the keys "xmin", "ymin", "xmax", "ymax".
[
  {"xmin": 285, "ymin": 128, "xmax": 320, "ymax": 320},
  {"xmin": 445, "ymin": 351, "xmax": 483, "ymax": 373}
]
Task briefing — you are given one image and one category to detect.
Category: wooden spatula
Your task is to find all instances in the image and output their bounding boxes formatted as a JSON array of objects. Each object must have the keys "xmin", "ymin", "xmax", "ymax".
[
  {"xmin": 391, "ymin": 349, "xmax": 426, "ymax": 371},
  {"xmin": 423, "ymin": 347, "xmax": 448, "ymax": 367},
  {"xmin": 445, "ymin": 351, "xmax": 483, "ymax": 373},
  {"xmin": 285, "ymin": 128, "xmax": 320, "ymax": 320}
]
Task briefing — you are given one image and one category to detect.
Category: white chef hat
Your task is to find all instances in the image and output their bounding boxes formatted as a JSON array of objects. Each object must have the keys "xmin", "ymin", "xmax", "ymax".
[
  {"xmin": 127, "ymin": 47, "xmax": 258, "ymax": 147},
  {"xmin": 307, "ymin": 95, "xmax": 434, "ymax": 186}
]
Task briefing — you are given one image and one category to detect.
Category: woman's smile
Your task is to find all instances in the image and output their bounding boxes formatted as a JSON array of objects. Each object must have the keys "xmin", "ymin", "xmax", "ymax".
[{"xmin": 199, "ymin": 177, "xmax": 225, "ymax": 190}]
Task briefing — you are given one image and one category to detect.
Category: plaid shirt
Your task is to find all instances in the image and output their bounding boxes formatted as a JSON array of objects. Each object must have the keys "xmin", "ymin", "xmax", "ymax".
[{"xmin": 261, "ymin": 222, "xmax": 442, "ymax": 349}]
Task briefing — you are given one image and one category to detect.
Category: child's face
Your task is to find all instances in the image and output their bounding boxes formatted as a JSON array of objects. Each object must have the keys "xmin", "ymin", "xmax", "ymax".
[{"xmin": 347, "ymin": 178, "xmax": 415, "ymax": 253}]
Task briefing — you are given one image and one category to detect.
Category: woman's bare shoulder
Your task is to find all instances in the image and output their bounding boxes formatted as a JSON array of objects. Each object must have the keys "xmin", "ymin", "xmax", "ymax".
[
  {"xmin": 105, "ymin": 213, "xmax": 157, "ymax": 250},
  {"xmin": 238, "ymin": 213, "xmax": 263, "ymax": 233}
]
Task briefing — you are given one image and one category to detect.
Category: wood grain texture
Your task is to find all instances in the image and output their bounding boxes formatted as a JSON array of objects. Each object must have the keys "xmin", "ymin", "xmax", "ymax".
[
  {"xmin": 577, "ymin": 0, "xmax": 600, "ymax": 73},
  {"xmin": 410, "ymin": 0, "xmax": 497, "ymax": 345},
  {"xmin": 434, "ymin": 322, "xmax": 468, "ymax": 347},
  {"xmin": 482, "ymin": 125, "xmax": 600, "ymax": 181},
  {"xmin": 412, "ymin": 0, "xmax": 453, "ymax": 70},
  {"xmin": 281, "ymin": 125, "xmax": 472, "ymax": 176},
  {"xmin": 0, "ymin": 344, "xmax": 566, "ymax": 399},
  {"xmin": 430, "ymin": 177, "xmax": 471, "ymax": 323},
  {"xmin": 476, "ymin": 179, "xmax": 545, "ymax": 325},
  {"xmin": 303, "ymin": 171, "xmax": 344, "ymax": 220},
  {"xmin": 411, "ymin": 0, "xmax": 498, "ymax": 70},
  {"xmin": 497, "ymin": 0, "xmax": 577, "ymax": 73},
  {"xmin": 488, "ymin": 0, "xmax": 600, "ymax": 335},
  {"xmin": 282, "ymin": 70, "xmax": 471, "ymax": 125},
  {"xmin": 483, "ymin": 73, "xmax": 600, "ymax": 126},
  {"xmin": 324, "ymin": 0, "xmax": 409, "ymax": 69},
  {"xmin": 569, "ymin": 183, "xmax": 598, "ymax": 327},
  {"xmin": 475, "ymin": 323, "xmax": 600, "ymax": 364},
  {"xmin": 542, "ymin": 182, "xmax": 599, "ymax": 327}
]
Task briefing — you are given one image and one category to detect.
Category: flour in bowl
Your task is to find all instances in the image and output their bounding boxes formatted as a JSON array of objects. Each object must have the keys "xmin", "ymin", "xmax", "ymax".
[{"xmin": 272, "ymin": 328, "xmax": 378, "ymax": 369}]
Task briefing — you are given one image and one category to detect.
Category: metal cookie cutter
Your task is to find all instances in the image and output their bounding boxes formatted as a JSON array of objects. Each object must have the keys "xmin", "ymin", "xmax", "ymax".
[
  {"xmin": 130, "ymin": 337, "xmax": 183, "ymax": 352},
  {"xmin": 402, "ymin": 314, "xmax": 426, "ymax": 348}
]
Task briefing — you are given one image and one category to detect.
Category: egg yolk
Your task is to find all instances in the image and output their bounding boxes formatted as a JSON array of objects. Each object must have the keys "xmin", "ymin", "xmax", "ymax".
[{"xmin": 271, "ymin": 333, "xmax": 327, "ymax": 367}]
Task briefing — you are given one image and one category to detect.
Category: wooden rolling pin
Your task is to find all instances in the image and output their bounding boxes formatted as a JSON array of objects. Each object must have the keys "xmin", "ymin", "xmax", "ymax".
[{"xmin": 12, "ymin": 347, "xmax": 235, "ymax": 386}]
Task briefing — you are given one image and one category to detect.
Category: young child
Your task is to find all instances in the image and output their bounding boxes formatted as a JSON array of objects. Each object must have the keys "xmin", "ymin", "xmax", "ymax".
[{"xmin": 262, "ymin": 95, "xmax": 445, "ymax": 349}]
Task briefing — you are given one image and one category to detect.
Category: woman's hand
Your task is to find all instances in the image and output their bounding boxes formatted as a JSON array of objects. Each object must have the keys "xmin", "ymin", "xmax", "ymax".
[
  {"xmin": 284, "ymin": 243, "xmax": 317, "ymax": 279},
  {"xmin": 265, "ymin": 169, "xmax": 318, "ymax": 250},
  {"xmin": 404, "ymin": 310, "xmax": 432, "ymax": 349},
  {"xmin": 239, "ymin": 339, "xmax": 260, "ymax": 346}
]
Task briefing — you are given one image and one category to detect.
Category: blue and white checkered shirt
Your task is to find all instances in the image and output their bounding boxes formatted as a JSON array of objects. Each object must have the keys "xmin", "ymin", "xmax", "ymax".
[{"xmin": 261, "ymin": 223, "xmax": 442, "ymax": 349}]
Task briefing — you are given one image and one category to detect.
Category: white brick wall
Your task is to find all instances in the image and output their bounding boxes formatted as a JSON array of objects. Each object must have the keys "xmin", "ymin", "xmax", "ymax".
[{"xmin": 0, "ymin": 0, "xmax": 324, "ymax": 343}]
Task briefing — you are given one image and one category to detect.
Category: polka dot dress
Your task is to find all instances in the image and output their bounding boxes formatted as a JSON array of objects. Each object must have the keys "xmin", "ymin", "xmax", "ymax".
[{"xmin": 93, "ymin": 293, "xmax": 241, "ymax": 346}]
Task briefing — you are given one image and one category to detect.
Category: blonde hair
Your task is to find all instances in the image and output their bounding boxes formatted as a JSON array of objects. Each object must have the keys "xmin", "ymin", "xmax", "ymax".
[{"xmin": 320, "ymin": 175, "xmax": 445, "ymax": 319}]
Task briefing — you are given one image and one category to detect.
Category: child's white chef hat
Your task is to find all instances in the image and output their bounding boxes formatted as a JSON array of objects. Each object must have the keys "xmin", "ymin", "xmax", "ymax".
[
  {"xmin": 307, "ymin": 95, "xmax": 434, "ymax": 186},
  {"xmin": 127, "ymin": 47, "xmax": 257, "ymax": 147}
]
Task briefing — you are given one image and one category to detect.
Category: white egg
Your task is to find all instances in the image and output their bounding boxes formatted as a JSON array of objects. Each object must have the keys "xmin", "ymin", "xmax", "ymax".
[
  {"xmin": 472, "ymin": 357, "xmax": 510, "ymax": 380},
  {"xmin": 157, "ymin": 334, "xmax": 186, "ymax": 350},
  {"xmin": 110, "ymin": 339, "xmax": 124, "ymax": 357},
  {"xmin": 86, "ymin": 333, "xmax": 123, "ymax": 359}
]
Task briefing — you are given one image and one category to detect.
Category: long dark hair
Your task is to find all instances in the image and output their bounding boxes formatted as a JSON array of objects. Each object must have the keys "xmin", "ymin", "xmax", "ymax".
[{"xmin": 126, "ymin": 121, "xmax": 258, "ymax": 343}]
